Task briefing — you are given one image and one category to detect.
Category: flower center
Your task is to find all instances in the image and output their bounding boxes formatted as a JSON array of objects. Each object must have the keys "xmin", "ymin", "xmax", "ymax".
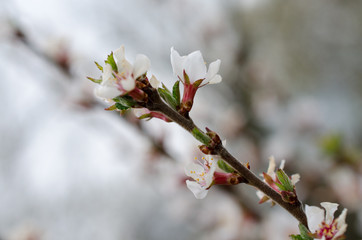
[
  {"xmin": 189, "ymin": 157, "xmax": 214, "ymax": 186},
  {"xmin": 317, "ymin": 221, "xmax": 337, "ymax": 240}
]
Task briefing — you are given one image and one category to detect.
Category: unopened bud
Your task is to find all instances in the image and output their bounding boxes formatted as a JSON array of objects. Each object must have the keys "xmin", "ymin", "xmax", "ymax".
[
  {"xmin": 281, "ymin": 190, "xmax": 298, "ymax": 204},
  {"xmin": 199, "ymin": 145, "xmax": 216, "ymax": 155},
  {"xmin": 205, "ymin": 128, "xmax": 221, "ymax": 146}
]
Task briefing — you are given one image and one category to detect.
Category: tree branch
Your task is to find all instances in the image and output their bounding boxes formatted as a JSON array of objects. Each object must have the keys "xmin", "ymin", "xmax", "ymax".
[{"xmin": 146, "ymin": 88, "xmax": 308, "ymax": 227}]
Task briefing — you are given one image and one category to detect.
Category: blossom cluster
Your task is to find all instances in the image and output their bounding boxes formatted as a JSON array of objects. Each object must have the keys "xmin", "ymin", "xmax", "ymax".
[{"xmin": 88, "ymin": 45, "xmax": 222, "ymax": 121}]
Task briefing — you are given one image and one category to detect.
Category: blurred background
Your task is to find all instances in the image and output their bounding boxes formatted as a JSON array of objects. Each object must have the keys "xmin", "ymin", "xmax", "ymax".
[{"xmin": 0, "ymin": 0, "xmax": 361, "ymax": 239}]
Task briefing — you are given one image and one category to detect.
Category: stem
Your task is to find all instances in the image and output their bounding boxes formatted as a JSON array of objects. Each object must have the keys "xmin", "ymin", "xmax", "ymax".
[{"xmin": 146, "ymin": 89, "xmax": 308, "ymax": 227}]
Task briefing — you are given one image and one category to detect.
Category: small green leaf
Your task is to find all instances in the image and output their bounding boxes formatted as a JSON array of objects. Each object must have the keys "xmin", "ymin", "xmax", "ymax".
[
  {"xmin": 105, "ymin": 104, "xmax": 117, "ymax": 111},
  {"xmin": 87, "ymin": 76, "xmax": 102, "ymax": 84},
  {"xmin": 275, "ymin": 182, "xmax": 288, "ymax": 191},
  {"xmin": 138, "ymin": 113, "xmax": 151, "ymax": 120},
  {"xmin": 172, "ymin": 81, "xmax": 180, "ymax": 106},
  {"xmin": 115, "ymin": 103, "xmax": 129, "ymax": 110},
  {"xmin": 191, "ymin": 127, "xmax": 211, "ymax": 145},
  {"xmin": 183, "ymin": 71, "xmax": 190, "ymax": 84},
  {"xmin": 276, "ymin": 169, "xmax": 294, "ymax": 192},
  {"xmin": 158, "ymin": 88, "xmax": 178, "ymax": 110},
  {"xmin": 105, "ymin": 52, "xmax": 118, "ymax": 72},
  {"xmin": 95, "ymin": 61, "xmax": 103, "ymax": 72},
  {"xmin": 298, "ymin": 224, "xmax": 313, "ymax": 240},
  {"xmin": 193, "ymin": 79, "xmax": 204, "ymax": 88},
  {"xmin": 113, "ymin": 96, "xmax": 136, "ymax": 107},
  {"xmin": 161, "ymin": 83, "xmax": 171, "ymax": 93},
  {"xmin": 289, "ymin": 234, "xmax": 303, "ymax": 240},
  {"xmin": 217, "ymin": 160, "xmax": 234, "ymax": 173}
]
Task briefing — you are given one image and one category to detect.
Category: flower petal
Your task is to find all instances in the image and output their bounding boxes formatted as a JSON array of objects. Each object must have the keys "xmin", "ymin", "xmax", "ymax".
[
  {"xmin": 256, "ymin": 190, "xmax": 265, "ymax": 200},
  {"xmin": 170, "ymin": 47, "xmax": 185, "ymax": 79},
  {"xmin": 305, "ymin": 205, "xmax": 325, "ymax": 233},
  {"xmin": 102, "ymin": 64, "xmax": 113, "ymax": 85},
  {"xmin": 267, "ymin": 156, "xmax": 276, "ymax": 176},
  {"xmin": 334, "ymin": 221, "xmax": 347, "ymax": 239},
  {"xmin": 336, "ymin": 208, "xmax": 348, "ymax": 229},
  {"xmin": 186, "ymin": 180, "xmax": 208, "ymax": 199},
  {"xmin": 279, "ymin": 160, "xmax": 285, "ymax": 169},
  {"xmin": 149, "ymin": 75, "xmax": 160, "ymax": 88},
  {"xmin": 133, "ymin": 54, "xmax": 150, "ymax": 79},
  {"xmin": 114, "ymin": 46, "xmax": 131, "ymax": 73},
  {"xmin": 114, "ymin": 46, "xmax": 125, "ymax": 63},
  {"xmin": 321, "ymin": 202, "xmax": 339, "ymax": 224},
  {"xmin": 184, "ymin": 163, "xmax": 204, "ymax": 178},
  {"xmin": 205, "ymin": 59, "xmax": 220, "ymax": 82},
  {"xmin": 133, "ymin": 108, "xmax": 150, "ymax": 117},
  {"xmin": 291, "ymin": 174, "xmax": 300, "ymax": 185},
  {"xmin": 121, "ymin": 77, "xmax": 136, "ymax": 91},
  {"xmin": 208, "ymin": 74, "xmax": 222, "ymax": 84},
  {"xmin": 94, "ymin": 86, "xmax": 121, "ymax": 100},
  {"xmin": 184, "ymin": 50, "xmax": 207, "ymax": 82}
]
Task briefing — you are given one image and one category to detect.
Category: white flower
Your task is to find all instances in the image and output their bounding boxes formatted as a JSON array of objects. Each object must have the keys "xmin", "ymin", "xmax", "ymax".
[
  {"xmin": 184, "ymin": 156, "xmax": 217, "ymax": 199},
  {"xmin": 170, "ymin": 47, "xmax": 222, "ymax": 86},
  {"xmin": 95, "ymin": 45, "xmax": 150, "ymax": 101},
  {"xmin": 305, "ymin": 202, "xmax": 348, "ymax": 240}
]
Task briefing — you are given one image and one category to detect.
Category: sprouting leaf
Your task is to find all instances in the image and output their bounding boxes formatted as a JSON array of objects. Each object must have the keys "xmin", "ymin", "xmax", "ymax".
[
  {"xmin": 172, "ymin": 80, "xmax": 180, "ymax": 107},
  {"xmin": 113, "ymin": 96, "xmax": 136, "ymax": 107},
  {"xmin": 191, "ymin": 127, "xmax": 211, "ymax": 145},
  {"xmin": 158, "ymin": 88, "xmax": 178, "ymax": 110},
  {"xmin": 217, "ymin": 160, "xmax": 234, "ymax": 173},
  {"xmin": 87, "ymin": 76, "xmax": 102, "ymax": 84},
  {"xmin": 276, "ymin": 169, "xmax": 294, "ymax": 192},
  {"xmin": 105, "ymin": 52, "xmax": 117, "ymax": 72},
  {"xmin": 95, "ymin": 61, "xmax": 103, "ymax": 72},
  {"xmin": 138, "ymin": 113, "xmax": 151, "ymax": 120},
  {"xmin": 115, "ymin": 103, "xmax": 129, "ymax": 110},
  {"xmin": 193, "ymin": 79, "xmax": 203, "ymax": 88},
  {"xmin": 105, "ymin": 104, "xmax": 117, "ymax": 111},
  {"xmin": 289, "ymin": 235, "xmax": 303, "ymax": 240},
  {"xmin": 275, "ymin": 182, "xmax": 288, "ymax": 191},
  {"xmin": 183, "ymin": 70, "xmax": 190, "ymax": 84},
  {"xmin": 298, "ymin": 224, "xmax": 313, "ymax": 240}
]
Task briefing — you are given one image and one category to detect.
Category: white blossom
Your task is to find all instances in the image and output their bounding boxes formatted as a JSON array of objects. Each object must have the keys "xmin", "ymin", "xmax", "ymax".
[
  {"xmin": 184, "ymin": 156, "xmax": 217, "ymax": 199},
  {"xmin": 95, "ymin": 45, "xmax": 150, "ymax": 101},
  {"xmin": 305, "ymin": 202, "xmax": 348, "ymax": 240},
  {"xmin": 170, "ymin": 47, "xmax": 222, "ymax": 86}
]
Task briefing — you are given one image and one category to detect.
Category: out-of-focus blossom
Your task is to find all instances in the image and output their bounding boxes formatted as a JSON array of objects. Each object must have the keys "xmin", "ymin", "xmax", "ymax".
[
  {"xmin": 305, "ymin": 202, "xmax": 347, "ymax": 240},
  {"xmin": 170, "ymin": 47, "xmax": 221, "ymax": 113},
  {"xmin": 95, "ymin": 45, "xmax": 150, "ymax": 101}
]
